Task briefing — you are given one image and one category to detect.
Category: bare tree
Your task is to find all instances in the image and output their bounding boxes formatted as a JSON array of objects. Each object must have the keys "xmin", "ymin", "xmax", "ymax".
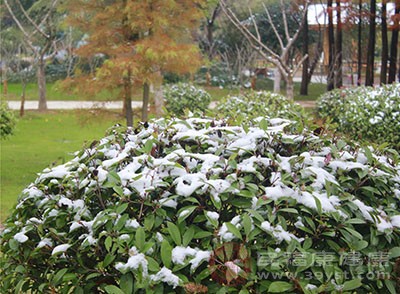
[
  {"xmin": 220, "ymin": 0, "xmax": 309, "ymax": 100},
  {"xmin": 4, "ymin": 0, "xmax": 60, "ymax": 111},
  {"xmin": 220, "ymin": 43, "xmax": 257, "ymax": 87},
  {"xmin": 388, "ymin": 0, "xmax": 400, "ymax": 83}
]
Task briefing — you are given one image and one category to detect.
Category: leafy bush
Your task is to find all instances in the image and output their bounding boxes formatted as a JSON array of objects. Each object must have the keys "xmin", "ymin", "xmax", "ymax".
[
  {"xmin": 317, "ymin": 84, "xmax": 400, "ymax": 149},
  {"xmin": 164, "ymin": 83, "xmax": 211, "ymax": 116},
  {"xmin": 0, "ymin": 102, "xmax": 16, "ymax": 139},
  {"xmin": 1, "ymin": 117, "xmax": 400, "ymax": 293},
  {"xmin": 216, "ymin": 91, "xmax": 308, "ymax": 125}
]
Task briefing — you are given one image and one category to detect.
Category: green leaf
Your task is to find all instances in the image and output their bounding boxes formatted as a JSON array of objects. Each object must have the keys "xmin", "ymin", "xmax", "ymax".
[
  {"xmin": 177, "ymin": 206, "xmax": 197, "ymax": 223},
  {"xmin": 143, "ymin": 139, "xmax": 154, "ymax": 154},
  {"xmin": 52, "ymin": 268, "xmax": 69, "ymax": 286},
  {"xmin": 259, "ymin": 118, "xmax": 269, "ymax": 131},
  {"xmin": 116, "ymin": 203, "xmax": 128, "ymax": 214},
  {"xmin": 135, "ymin": 227, "xmax": 145, "ymax": 251},
  {"xmin": 167, "ymin": 222, "xmax": 181, "ymax": 245},
  {"xmin": 313, "ymin": 196, "xmax": 322, "ymax": 215},
  {"xmin": 113, "ymin": 186, "xmax": 124, "ymax": 197},
  {"xmin": 144, "ymin": 214, "xmax": 155, "ymax": 231},
  {"xmin": 103, "ymin": 253, "xmax": 116, "ymax": 268},
  {"xmin": 268, "ymin": 281, "xmax": 294, "ymax": 293},
  {"xmin": 193, "ymin": 230, "xmax": 213, "ymax": 239},
  {"xmin": 389, "ymin": 247, "xmax": 400, "ymax": 259},
  {"xmin": 105, "ymin": 236, "xmax": 113, "ymax": 252},
  {"xmin": 342, "ymin": 279, "xmax": 362, "ymax": 291},
  {"xmin": 226, "ymin": 222, "xmax": 242, "ymax": 240},
  {"xmin": 182, "ymin": 226, "xmax": 195, "ymax": 247},
  {"xmin": 161, "ymin": 240, "xmax": 172, "ymax": 268},
  {"xmin": 104, "ymin": 285, "xmax": 125, "ymax": 294},
  {"xmin": 242, "ymin": 214, "xmax": 252, "ymax": 238},
  {"xmin": 146, "ymin": 256, "xmax": 160, "ymax": 272},
  {"xmin": 120, "ymin": 273, "xmax": 134, "ymax": 294},
  {"xmin": 384, "ymin": 280, "xmax": 397, "ymax": 294}
]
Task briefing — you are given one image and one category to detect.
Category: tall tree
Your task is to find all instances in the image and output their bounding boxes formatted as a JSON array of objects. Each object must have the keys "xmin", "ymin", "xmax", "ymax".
[
  {"xmin": 300, "ymin": 4, "xmax": 309, "ymax": 95},
  {"xmin": 4, "ymin": 0, "xmax": 60, "ymax": 111},
  {"xmin": 365, "ymin": 0, "xmax": 376, "ymax": 86},
  {"xmin": 203, "ymin": 1, "xmax": 221, "ymax": 61},
  {"xmin": 221, "ymin": 0, "xmax": 309, "ymax": 100},
  {"xmin": 335, "ymin": 0, "xmax": 343, "ymax": 88},
  {"xmin": 380, "ymin": 0, "xmax": 389, "ymax": 84},
  {"xmin": 327, "ymin": 0, "xmax": 335, "ymax": 91},
  {"xmin": 65, "ymin": 0, "xmax": 204, "ymax": 125},
  {"xmin": 357, "ymin": 0, "xmax": 363, "ymax": 85},
  {"xmin": 388, "ymin": 0, "xmax": 400, "ymax": 83}
]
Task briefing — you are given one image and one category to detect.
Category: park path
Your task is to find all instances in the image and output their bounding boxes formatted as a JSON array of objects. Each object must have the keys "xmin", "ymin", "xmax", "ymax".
[{"xmin": 6, "ymin": 100, "xmax": 316, "ymax": 110}]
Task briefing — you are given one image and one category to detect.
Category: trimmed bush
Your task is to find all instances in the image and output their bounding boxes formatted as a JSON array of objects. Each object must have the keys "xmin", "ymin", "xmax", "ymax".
[
  {"xmin": 216, "ymin": 91, "xmax": 308, "ymax": 125},
  {"xmin": 1, "ymin": 117, "xmax": 400, "ymax": 293},
  {"xmin": 317, "ymin": 84, "xmax": 400, "ymax": 149},
  {"xmin": 164, "ymin": 83, "xmax": 211, "ymax": 116},
  {"xmin": 0, "ymin": 102, "xmax": 16, "ymax": 139}
]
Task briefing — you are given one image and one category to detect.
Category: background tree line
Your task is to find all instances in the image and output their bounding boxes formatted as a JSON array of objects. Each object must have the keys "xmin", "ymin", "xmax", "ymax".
[{"xmin": 1, "ymin": 0, "xmax": 399, "ymax": 123}]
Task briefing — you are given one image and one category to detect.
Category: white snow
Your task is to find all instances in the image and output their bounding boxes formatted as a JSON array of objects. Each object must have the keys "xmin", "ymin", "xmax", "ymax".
[
  {"xmin": 115, "ymin": 246, "xmax": 148, "ymax": 275},
  {"xmin": 225, "ymin": 261, "xmax": 241, "ymax": 275},
  {"xmin": 171, "ymin": 246, "xmax": 211, "ymax": 271},
  {"xmin": 14, "ymin": 232, "xmax": 29, "ymax": 243},
  {"xmin": 126, "ymin": 219, "xmax": 141, "ymax": 229},
  {"xmin": 206, "ymin": 211, "xmax": 220, "ymax": 221},
  {"xmin": 37, "ymin": 238, "xmax": 53, "ymax": 248},
  {"xmin": 150, "ymin": 267, "xmax": 181, "ymax": 288},
  {"xmin": 174, "ymin": 173, "xmax": 207, "ymax": 197},
  {"xmin": 52, "ymin": 244, "xmax": 71, "ymax": 255},
  {"xmin": 261, "ymin": 221, "xmax": 304, "ymax": 243}
]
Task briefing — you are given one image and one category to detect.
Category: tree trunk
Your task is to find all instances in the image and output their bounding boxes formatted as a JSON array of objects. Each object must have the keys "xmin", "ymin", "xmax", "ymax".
[
  {"xmin": 388, "ymin": 0, "xmax": 400, "ymax": 83},
  {"xmin": 20, "ymin": 80, "xmax": 27, "ymax": 117},
  {"xmin": 357, "ymin": 0, "xmax": 363, "ymax": 86},
  {"xmin": 365, "ymin": 0, "xmax": 376, "ymax": 86},
  {"xmin": 273, "ymin": 68, "xmax": 281, "ymax": 93},
  {"xmin": 335, "ymin": 0, "xmax": 343, "ymax": 88},
  {"xmin": 123, "ymin": 68, "xmax": 133, "ymax": 127},
  {"xmin": 300, "ymin": 8, "xmax": 309, "ymax": 96},
  {"xmin": 154, "ymin": 84, "xmax": 164, "ymax": 117},
  {"xmin": 286, "ymin": 75, "xmax": 294, "ymax": 100},
  {"xmin": 37, "ymin": 57, "xmax": 47, "ymax": 111},
  {"xmin": 380, "ymin": 0, "xmax": 388, "ymax": 84},
  {"xmin": 3, "ymin": 79, "xmax": 8, "ymax": 96},
  {"xmin": 327, "ymin": 0, "xmax": 335, "ymax": 91},
  {"xmin": 142, "ymin": 82, "xmax": 150, "ymax": 122}
]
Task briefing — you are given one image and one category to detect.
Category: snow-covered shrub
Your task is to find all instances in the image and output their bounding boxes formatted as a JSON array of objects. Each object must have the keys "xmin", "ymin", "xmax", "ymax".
[
  {"xmin": 1, "ymin": 117, "xmax": 400, "ymax": 293},
  {"xmin": 164, "ymin": 83, "xmax": 211, "ymax": 116},
  {"xmin": 216, "ymin": 91, "xmax": 308, "ymax": 125},
  {"xmin": 0, "ymin": 102, "xmax": 16, "ymax": 139},
  {"xmin": 317, "ymin": 84, "xmax": 400, "ymax": 149}
]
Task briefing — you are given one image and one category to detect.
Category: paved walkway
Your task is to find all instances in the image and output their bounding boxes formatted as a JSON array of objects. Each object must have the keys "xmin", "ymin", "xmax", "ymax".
[{"xmin": 6, "ymin": 100, "xmax": 315, "ymax": 110}]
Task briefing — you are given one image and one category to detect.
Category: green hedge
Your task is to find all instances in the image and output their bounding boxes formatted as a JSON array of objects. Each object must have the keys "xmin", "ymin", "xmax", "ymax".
[
  {"xmin": 1, "ymin": 117, "xmax": 400, "ymax": 293},
  {"xmin": 317, "ymin": 84, "xmax": 400, "ymax": 149},
  {"xmin": 164, "ymin": 83, "xmax": 211, "ymax": 116},
  {"xmin": 0, "ymin": 102, "xmax": 16, "ymax": 139},
  {"xmin": 216, "ymin": 91, "xmax": 308, "ymax": 125}
]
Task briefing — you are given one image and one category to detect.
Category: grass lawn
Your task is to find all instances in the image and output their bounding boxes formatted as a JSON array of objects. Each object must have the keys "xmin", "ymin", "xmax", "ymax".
[
  {"xmin": 255, "ymin": 78, "xmax": 325, "ymax": 101},
  {"xmin": 0, "ymin": 110, "xmax": 124, "ymax": 222},
  {"xmin": 1, "ymin": 79, "xmax": 325, "ymax": 103},
  {"xmin": 0, "ymin": 82, "xmax": 142, "ymax": 102}
]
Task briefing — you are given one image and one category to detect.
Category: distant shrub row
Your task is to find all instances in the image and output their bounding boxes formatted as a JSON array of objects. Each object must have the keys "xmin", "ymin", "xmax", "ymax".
[{"xmin": 317, "ymin": 84, "xmax": 400, "ymax": 150}]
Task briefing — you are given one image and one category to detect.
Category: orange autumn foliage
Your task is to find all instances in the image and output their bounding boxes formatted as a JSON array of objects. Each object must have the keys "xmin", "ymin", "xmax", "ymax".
[{"xmin": 63, "ymin": 0, "xmax": 205, "ymax": 103}]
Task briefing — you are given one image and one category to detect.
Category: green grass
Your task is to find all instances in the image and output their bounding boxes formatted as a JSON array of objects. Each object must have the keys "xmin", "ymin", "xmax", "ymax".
[
  {"xmin": 1, "ymin": 79, "xmax": 325, "ymax": 103},
  {"xmin": 0, "ymin": 82, "xmax": 143, "ymax": 101},
  {"xmin": 0, "ymin": 110, "xmax": 123, "ymax": 222},
  {"xmin": 255, "ymin": 78, "xmax": 326, "ymax": 101}
]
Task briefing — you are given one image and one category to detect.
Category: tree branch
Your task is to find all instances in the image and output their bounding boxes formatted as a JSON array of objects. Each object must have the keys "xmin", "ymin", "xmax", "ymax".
[
  {"xmin": 4, "ymin": 0, "xmax": 35, "ymax": 51},
  {"xmin": 262, "ymin": 3, "xmax": 284, "ymax": 50}
]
